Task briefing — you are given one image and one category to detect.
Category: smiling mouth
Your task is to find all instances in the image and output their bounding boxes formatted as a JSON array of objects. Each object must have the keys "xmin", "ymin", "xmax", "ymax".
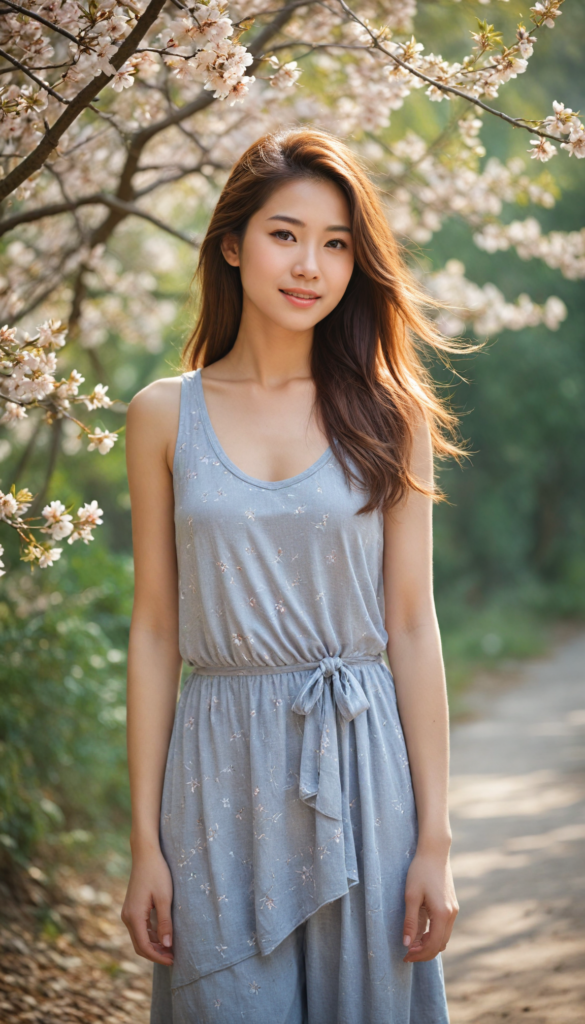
[{"xmin": 279, "ymin": 289, "xmax": 321, "ymax": 304}]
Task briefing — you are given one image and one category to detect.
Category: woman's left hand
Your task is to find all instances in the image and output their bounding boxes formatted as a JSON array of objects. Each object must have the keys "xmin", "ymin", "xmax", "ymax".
[{"xmin": 401, "ymin": 847, "xmax": 459, "ymax": 962}]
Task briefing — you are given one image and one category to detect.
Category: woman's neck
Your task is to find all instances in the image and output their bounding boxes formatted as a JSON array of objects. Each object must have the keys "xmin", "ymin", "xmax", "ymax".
[{"xmin": 215, "ymin": 298, "xmax": 314, "ymax": 386}]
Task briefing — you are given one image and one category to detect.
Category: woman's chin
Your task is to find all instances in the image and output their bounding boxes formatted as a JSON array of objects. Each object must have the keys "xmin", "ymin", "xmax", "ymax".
[{"xmin": 257, "ymin": 303, "xmax": 328, "ymax": 335}]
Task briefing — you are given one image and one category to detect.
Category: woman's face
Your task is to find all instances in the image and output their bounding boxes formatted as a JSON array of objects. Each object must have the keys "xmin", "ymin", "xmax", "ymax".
[{"xmin": 221, "ymin": 176, "xmax": 355, "ymax": 333}]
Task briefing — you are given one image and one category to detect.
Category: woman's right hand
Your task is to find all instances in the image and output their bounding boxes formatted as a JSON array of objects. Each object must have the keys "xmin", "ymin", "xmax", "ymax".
[{"xmin": 121, "ymin": 843, "xmax": 175, "ymax": 966}]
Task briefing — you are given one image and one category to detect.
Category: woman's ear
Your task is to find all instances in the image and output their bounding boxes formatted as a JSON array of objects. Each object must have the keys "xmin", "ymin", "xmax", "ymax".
[{"xmin": 221, "ymin": 232, "xmax": 241, "ymax": 267}]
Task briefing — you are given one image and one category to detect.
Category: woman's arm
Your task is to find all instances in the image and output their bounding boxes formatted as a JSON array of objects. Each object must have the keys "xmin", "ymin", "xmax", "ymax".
[
  {"xmin": 121, "ymin": 378, "xmax": 183, "ymax": 966},
  {"xmin": 383, "ymin": 417, "xmax": 459, "ymax": 963}
]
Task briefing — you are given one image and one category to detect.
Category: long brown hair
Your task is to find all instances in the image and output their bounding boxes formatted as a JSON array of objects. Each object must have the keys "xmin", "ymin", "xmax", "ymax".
[{"xmin": 183, "ymin": 127, "xmax": 468, "ymax": 514}]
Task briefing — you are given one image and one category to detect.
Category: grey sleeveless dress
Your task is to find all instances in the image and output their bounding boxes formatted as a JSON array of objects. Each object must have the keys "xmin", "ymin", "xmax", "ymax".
[{"xmin": 150, "ymin": 368, "xmax": 450, "ymax": 1023}]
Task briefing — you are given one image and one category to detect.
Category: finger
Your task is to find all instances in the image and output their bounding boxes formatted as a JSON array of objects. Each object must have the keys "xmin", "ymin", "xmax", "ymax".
[
  {"xmin": 403, "ymin": 911, "xmax": 449, "ymax": 963},
  {"xmin": 152, "ymin": 895, "xmax": 174, "ymax": 951},
  {"xmin": 127, "ymin": 907, "xmax": 174, "ymax": 966},
  {"xmin": 147, "ymin": 930, "xmax": 174, "ymax": 956},
  {"xmin": 406, "ymin": 898, "xmax": 459, "ymax": 962},
  {"xmin": 414, "ymin": 903, "xmax": 429, "ymax": 943},
  {"xmin": 405, "ymin": 914, "xmax": 429, "ymax": 955},
  {"xmin": 402, "ymin": 888, "xmax": 424, "ymax": 951}
]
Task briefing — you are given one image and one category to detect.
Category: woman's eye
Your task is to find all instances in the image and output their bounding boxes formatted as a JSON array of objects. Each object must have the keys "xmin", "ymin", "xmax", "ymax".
[
  {"xmin": 325, "ymin": 239, "xmax": 348, "ymax": 250},
  {"xmin": 272, "ymin": 230, "xmax": 296, "ymax": 242}
]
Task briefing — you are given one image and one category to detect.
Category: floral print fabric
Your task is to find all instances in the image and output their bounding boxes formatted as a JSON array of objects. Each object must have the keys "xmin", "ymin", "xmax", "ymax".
[
  {"xmin": 153, "ymin": 369, "xmax": 449, "ymax": 1020},
  {"xmin": 174, "ymin": 369, "xmax": 388, "ymax": 673}
]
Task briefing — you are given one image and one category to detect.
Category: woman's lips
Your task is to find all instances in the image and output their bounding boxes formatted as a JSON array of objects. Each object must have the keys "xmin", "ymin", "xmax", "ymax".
[{"xmin": 279, "ymin": 289, "xmax": 321, "ymax": 308}]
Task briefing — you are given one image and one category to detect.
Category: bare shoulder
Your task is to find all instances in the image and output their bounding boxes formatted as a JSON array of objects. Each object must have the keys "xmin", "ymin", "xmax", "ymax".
[
  {"xmin": 127, "ymin": 376, "xmax": 183, "ymax": 469},
  {"xmin": 128, "ymin": 375, "xmax": 182, "ymax": 420}
]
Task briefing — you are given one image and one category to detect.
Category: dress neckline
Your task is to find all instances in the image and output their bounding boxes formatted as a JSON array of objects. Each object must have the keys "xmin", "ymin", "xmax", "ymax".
[{"xmin": 193, "ymin": 368, "xmax": 334, "ymax": 491}]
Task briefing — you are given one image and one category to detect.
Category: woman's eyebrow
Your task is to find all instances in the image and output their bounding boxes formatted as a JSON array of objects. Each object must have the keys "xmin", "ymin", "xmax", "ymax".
[
  {"xmin": 267, "ymin": 214, "xmax": 351, "ymax": 232},
  {"xmin": 267, "ymin": 214, "xmax": 304, "ymax": 226}
]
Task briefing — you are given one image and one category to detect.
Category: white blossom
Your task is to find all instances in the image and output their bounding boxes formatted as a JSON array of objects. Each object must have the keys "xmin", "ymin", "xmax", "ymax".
[
  {"xmin": 110, "ymin": 65, "xmax": 136, "ymax": 92},
  {"xmin": 2, "ymin": 357, "xmax": 56, "ymax": 402},
  {"xmin": 42, "ymin": 500, "xmax": 74, "ymax": 540},
  {"xmin": 516, "ymin": 26, "xmax": 537, "ymax": 59},
  {"xmin": 529, "ymin": 138, "xmax": 557, "ymax": 162},
  {"xmin": 68, "ymin": 501, "xmax": 103, "ymax": 544},
  {"xmin": 1, "ymin": 401, "xmax": 27, "ymax": 425},
  {"xmin": 67, "ymin": 525, "xmax": 96, "ymax": 544},
  {"xmin": 38, "ymin": 546, "xmax": 63, "ymax": 568},
  {"xmin": 37, "ymin": 319, "xmax": 67, "ymax": 349},
  {"xmin": 560, "ymin": 128, "xmax": 585, "ymax": 159},
  {"xmin": 543, "ymin": 101, "xmax": 582, "ymax": 138},
  {"xmin": 184, "ymin": 3, "xmax": 232, "ymax": 47},
  {"xmin": 473, "ymin": 218, "xmax": 585, "ymax": 280},
  {"xmin": 0, "ymin": 491, "xmax": 19, "ymax": 520},
  {"xmin": 270, "ymin": 62, "xmax": 302, "ymax": 91},
  {"xmin": 77, "ymin": 500, "xmax": 104, "ymax": 526},
  {"xmin": 0, "ymin": 326, "xmax": 18, "ymax": 346},
  {"xmin": 427, "ymin": 259, "xmax": 567, "ymax": 337},
  {"xmin": 530, "ymin": 1, "xmax": 563, "ymax": 29},
  {"xmin": 543, "ymin": 295, "xmax": 568, "ymax": 330},
  {"xmin": 83, "ymin": 384, "xmax": 113, "ymax": 410},
  {"xmin": 487, "ymin": 53, "xmax": 528, "ymax": 86},
  {"xmin": 87, "ymin": 428, "xmax": 118, "ymax": 454}
]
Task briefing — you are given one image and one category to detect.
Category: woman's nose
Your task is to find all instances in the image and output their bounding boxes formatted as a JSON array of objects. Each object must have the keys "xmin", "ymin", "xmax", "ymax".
[{"xmin": 292, "ymin": 245, "xmax": 320, "ymax": 280}]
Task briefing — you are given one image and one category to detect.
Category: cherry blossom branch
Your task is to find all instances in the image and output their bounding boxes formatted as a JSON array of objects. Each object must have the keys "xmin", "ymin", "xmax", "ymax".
[
  {"xmin": 0, "ymin": 59, "xmax": 77, "ymax": 77},
  {"xmin": 44, "ymin": 165, "xmax": 85, "ymax": 242},
  {"xmin": 134, "ymin": 163, "xmax": 227, "ymax": 197},
  {"xmin": 96, "ymin": 195, "xmax": 199, "ymax": 242},
  {"xmin": 0, "ymin": 0, "xmax": 580, "ymax": 577},
  {"xmin": 0, "ymin": 48, "xmax": 70, "ymax": 105},
  {"xmin": 0, "ymin": 193, "xmax": 199, "ymax": 243},
  {"xmin": 0, "ymin": 490, "xmax": 105, "ymax": 572},
  {"xmin": 0, "ymin": 0, "xmax": 169, "ymax": 203},
  {"xmin": 57, "ymin": 127, "xmax": 113, "ymax": 161},
  {"xmin": 261, "ymin": 41, "xmax": 367, "ymax": 55},
  {"xmin": 19, "ymin": 17, "xmax": 257, "ymax": 363},
  {"xmin": 0, "ymin": 0, "xmax": 80, "ymax": 45},
  {"xmin": 62, "ymin": 2, "xmax": 301, "ymax": 333},
  {"xmin": 336, "ymin": 0, "xmax": 564, "ymax": 144},
  {"xmin": 0, "ymin": 320, "xmax": 120, "ymax": 569},
  {"xmin": 110, "ymin": 4, "xmax": 291, "ymax": 157}
]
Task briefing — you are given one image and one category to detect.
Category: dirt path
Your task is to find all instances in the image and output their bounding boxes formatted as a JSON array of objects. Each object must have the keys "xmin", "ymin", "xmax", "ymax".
[{"xmin": 443, "ymin": 630, "xmax": 585, "ymax": 1024}]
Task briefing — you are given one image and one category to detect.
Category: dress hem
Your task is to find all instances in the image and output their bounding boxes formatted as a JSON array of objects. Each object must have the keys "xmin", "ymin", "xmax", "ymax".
[{"xmin": 170, "ymin": 878, "xmax": 359, "ymax": 994}]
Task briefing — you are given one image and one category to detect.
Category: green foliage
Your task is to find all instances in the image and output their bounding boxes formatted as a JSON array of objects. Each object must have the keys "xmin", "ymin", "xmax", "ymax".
[
  {"xmin": 429, "ymin": 183, "xmax": 585, "ymax": 622},
  {"xmin": 413, "ymin": 1, "xmax": 585, "ymax": 641},
  {"xmin": 470, "ymin": 20, "xmax": 504, "ymax": 57},
  {"xmin": 0, "ymin": 544, "xmax": 132, "ymax": 864}
]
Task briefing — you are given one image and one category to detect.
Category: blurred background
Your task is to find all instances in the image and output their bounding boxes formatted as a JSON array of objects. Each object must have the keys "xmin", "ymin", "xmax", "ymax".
[{"xmin": 0, "ymin": 2, "xmax": 583, "ymax": 1017}]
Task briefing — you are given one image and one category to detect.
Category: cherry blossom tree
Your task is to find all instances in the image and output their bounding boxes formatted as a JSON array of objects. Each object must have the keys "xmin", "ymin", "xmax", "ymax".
[{"xmin": 0, "ymin": 0, "xmax": 582, "ymax": 572}]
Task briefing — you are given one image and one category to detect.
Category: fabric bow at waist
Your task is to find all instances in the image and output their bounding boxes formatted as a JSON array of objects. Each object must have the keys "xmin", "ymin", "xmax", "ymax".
[{"xmin": 291, "ymin": 656, "xmax": 371, "ymax": 821}]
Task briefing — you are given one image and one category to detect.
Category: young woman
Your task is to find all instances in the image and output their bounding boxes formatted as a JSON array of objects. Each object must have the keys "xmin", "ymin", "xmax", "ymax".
[{"xmin": 122, "ymin": 128, "xmax": 460, "ymax": 1023}]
